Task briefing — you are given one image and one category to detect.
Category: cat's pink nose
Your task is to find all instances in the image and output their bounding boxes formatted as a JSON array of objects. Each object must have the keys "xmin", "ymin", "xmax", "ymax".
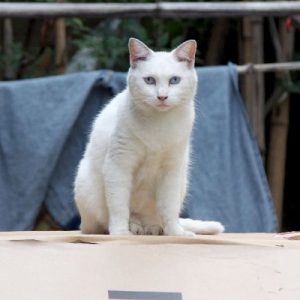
[{"xmin": 157, "ymin": 96, "xmax": 168, "ymax": 101}]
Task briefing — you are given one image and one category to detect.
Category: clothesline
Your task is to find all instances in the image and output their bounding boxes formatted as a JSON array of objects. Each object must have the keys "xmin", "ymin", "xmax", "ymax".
[{"xmin": 236, "ymin": 61, "xmax": 300, "ymax": 74}]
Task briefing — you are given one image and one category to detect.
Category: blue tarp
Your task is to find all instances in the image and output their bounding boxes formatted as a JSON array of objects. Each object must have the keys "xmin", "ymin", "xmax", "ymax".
[{"xmin": 0, "ymin": 66, "xmax": 277, "ymax": 232}]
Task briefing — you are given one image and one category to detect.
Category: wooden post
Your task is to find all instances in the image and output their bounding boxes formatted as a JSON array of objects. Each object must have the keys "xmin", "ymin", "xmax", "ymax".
[
  {"xmin": 54, "ymin": 0, "xmax": 66, "ymax": 74},
  {"xmin": 267, "ymin": 20, "xmax": 295, "ymax": 228},
  {"xmin": 204, "ymin": 18, "xmax": 229, "ymax": 65},
  {"xmin": 240, "ymin": 16, "xmax": 265, "ymax": 156},
  {"xmin": 55, "ymin": 17, "xmax": 66, "ymax": 73}
]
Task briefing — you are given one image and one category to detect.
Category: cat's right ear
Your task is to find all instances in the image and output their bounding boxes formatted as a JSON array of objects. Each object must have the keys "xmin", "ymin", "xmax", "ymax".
[{"xmin": 128, "ymin": 38, "xmax": 153, "ymax": 68}]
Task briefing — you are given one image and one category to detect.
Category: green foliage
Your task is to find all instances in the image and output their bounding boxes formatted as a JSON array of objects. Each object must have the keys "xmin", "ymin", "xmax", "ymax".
[
  {"xmin": 0, "ymin": 0, "xmax": 215, "ymax": 76},
  {"xmin": 0, "ymin": 42, "xmax": 23, "ymax": 74},
  {"xmin": 67, "ymin": 17, "xmax": 208, "ymax": 71},
  {"xmin": 68, "ymin": 19, "xmax": 149, "ymax": 70}
]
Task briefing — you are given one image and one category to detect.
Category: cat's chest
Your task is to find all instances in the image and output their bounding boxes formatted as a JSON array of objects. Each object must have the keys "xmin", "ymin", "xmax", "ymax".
[
  {"xmin": 130, "ymin": 111, "xmax": 193, "ymax": 151},
  {"xmin": 134, "ymin": 151, "xmax": 165, "ymax": 186},
  {"xmin": 131, "ymin": 151, "xmax": 167, "ymax": 208}
]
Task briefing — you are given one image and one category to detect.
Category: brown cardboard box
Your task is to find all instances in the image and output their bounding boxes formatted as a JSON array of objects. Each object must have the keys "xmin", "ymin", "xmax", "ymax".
[{"xmin": 0, "ymin": 232, "xmax": 299, "ymax": 299}]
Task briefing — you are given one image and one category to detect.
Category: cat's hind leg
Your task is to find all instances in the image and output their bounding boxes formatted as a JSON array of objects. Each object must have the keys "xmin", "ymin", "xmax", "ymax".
[
  {"xmin": 78, "ymin": 196, "xmax": 109, "ymax": 234},
  {"xmin": 80, "ymin": 213, "xmax": 107, "ymax": 234},
  {"xmin": 74, "ymin": 161, "xmax": 109, "ymax": 234}
]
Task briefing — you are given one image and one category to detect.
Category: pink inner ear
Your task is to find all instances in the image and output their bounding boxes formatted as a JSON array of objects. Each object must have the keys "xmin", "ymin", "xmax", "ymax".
[
  {"xmin": 175, "ymin": 41, "xmax": 197, "ymax": 66},
  {"xmin": 130, "ymin": 43, "xmax": 141, "ymax": 62},
  {"xmin": 129, "ymin": 40, "xmax": 150, "ymax": 64}
]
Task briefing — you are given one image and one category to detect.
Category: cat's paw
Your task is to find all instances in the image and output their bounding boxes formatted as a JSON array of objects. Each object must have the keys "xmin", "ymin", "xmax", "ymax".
[
  {"xmin": 129, "ymin": 219, "xmax": 163, "ymax": 235},
  {"xmin": 144, "ymin": 224, "xmax": 163, "ymax": 235},
  {"xmin": 129, "ymin": 214, "xmax": 164, "ymax": 235},
  {"xmin": 129, "ymin": 219, "xmax": 145, "ymax": 235}
]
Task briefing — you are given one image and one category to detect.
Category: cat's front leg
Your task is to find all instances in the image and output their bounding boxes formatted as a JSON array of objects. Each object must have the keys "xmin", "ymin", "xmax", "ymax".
[
  {"xmin": 103, "ymin": 154, "xmax": 134, "ymax": 235},
  {"xmin": 157, "ymin": 160, "xmax": 194, "ymax": 237}
]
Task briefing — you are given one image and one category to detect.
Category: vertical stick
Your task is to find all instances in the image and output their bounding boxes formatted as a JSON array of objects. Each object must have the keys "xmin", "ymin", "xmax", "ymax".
[
  {"xmin": 252, "ymin": 17, "xmax": 265, "ymax": 155},
  {"xmin": 240, "ymin": 16, "xmax": 265, "ymax": 156},
  {"xmin": 267, "ymin": 21, "xmax": 295, "ymax": 228},
  {"xmin": 204, "ymin": 18, "xmax": 229, "ymax": 65},
  {"xmin": 55, "ymin": 16, "xmax": 66, "ymax": 73}
]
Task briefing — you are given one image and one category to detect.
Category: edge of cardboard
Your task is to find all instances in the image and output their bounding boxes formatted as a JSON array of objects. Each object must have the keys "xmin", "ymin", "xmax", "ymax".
[{"xmin": 0, "ymin": 231, "xmax": 299, "ymax": 248}]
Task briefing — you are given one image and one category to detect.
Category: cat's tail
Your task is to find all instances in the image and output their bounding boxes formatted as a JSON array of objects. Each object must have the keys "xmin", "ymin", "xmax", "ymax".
[{"xmin": 179, "ymin": 218, "xmax": 225, "ymax": 235}]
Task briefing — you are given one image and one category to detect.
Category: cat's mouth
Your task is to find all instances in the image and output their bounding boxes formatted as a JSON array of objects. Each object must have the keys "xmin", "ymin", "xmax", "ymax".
[{"xmin": 156, "ymin": 103, "xmax": 171, "ymax": 110}]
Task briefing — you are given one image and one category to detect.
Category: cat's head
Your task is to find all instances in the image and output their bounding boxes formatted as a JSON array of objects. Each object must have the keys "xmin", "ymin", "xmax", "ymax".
[{"xmin": 127, "ymin": 38, "xmax": 197, "ymax": 112}]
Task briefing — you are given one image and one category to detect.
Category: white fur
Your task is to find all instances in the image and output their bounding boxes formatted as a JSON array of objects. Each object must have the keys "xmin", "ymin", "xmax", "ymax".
[{"xmin": 74, "ymin": 38, "xmax": 224, "ymax": 236}]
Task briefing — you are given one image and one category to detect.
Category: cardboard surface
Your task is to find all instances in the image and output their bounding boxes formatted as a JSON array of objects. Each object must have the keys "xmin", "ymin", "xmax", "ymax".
[{"xmin": 0, "ymin": 232, "xmax": 299, "ymax": 299}]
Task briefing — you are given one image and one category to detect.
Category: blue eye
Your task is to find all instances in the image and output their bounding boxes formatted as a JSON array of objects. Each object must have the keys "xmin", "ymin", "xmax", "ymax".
[
  {"xmin": 144, "ymin": 77, "xmax": 156, "ymax": 85},
  {"xmin": 169, "ymin": 76, "xmax": 181, "ymax": 85}
]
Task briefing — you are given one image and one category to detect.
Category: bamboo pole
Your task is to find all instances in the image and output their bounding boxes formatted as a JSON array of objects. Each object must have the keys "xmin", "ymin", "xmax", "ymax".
[
  {"xmin": 55, "ymin": 18, "xmax": 66, "ymax": 72},
  {"xmin": 1, "ymin": 2, "xmax": 300, "ymax": 19},
  {"xmin": 240, "ymin": 16, "xmax": 253, "ymax": 105},
  {"xmin": 237, "ymin": 61, "xmax": 300, "ymax": 73},
  {"xmin": 54, "ymin": 0, "xmax": 66, "ymax": 73},
  {"xmin": 240, "ymin": 15, "xmax": 265, "ymax": 155},
  {"xmin": 267, "ymin": 20, "xmax": 295, "ymax": 228},
  {"xmin": 204, "ymin": 18, "xmax": 229, "ymax": 65},
  {"xmin": 253, "ymin": 16, "xmax": 265, "ymax": 155}
]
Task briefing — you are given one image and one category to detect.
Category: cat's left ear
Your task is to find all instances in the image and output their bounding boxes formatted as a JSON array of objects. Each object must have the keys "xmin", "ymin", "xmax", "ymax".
[
  {"xmin": 129, "ymin": 38, "xmax": 153, "ymax": 68},
  {"xmin": 172, "ymin": 40, "xmax": 197, "ymax": 68}
]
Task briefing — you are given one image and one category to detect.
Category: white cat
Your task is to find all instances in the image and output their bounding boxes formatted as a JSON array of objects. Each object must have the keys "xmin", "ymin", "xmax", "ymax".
[{"xmin": 74, "ymin": 38, "xmax": 224, "ymax": 236}]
